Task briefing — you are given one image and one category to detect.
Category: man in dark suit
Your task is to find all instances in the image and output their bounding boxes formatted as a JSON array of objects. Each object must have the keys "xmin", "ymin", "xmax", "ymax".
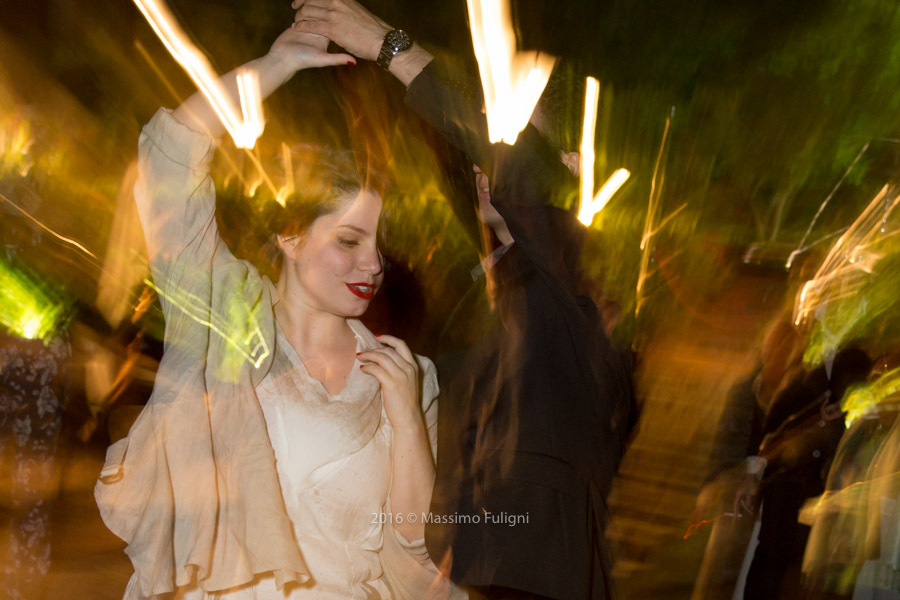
[{"xmin": 293, "ymin": 3, "xmax": 634, "ymax": 597}]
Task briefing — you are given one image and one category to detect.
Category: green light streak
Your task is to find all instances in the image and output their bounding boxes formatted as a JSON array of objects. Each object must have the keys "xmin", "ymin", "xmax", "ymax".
[
  {"xmin": 143, "ymin": 278, "xmax": 269, "ymax": 369},
  {"xmin": 841, "ymin": 367, "xmax": 900, "ymax": 427}
]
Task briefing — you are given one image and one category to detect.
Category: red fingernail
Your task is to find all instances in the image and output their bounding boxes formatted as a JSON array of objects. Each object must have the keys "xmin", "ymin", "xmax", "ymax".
[{"xmin": 347, "ymin": 60, "xmax": 357, "ymax": 66}]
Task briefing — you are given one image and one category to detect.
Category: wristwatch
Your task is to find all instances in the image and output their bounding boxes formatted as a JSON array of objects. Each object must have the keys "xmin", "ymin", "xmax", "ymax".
[{"xmin": 376, "ymin": 29, "xmax": 412, "ymax": 71}]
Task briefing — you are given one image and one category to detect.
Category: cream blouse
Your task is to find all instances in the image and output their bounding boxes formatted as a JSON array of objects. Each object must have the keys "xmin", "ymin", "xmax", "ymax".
[{"xmin": 96, "ymin": 109, "xmax": 463, "ymax": 600}]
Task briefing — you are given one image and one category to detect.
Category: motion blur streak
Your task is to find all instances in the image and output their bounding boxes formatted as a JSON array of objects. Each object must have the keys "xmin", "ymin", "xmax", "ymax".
[
  {"xmin": 794, "ymin": 185, "xmax": 898, "ymax": 330},
  {"xmin": 143, "ymin": 279, "xmax": 270, "ymax": 369},
  {"xmin": 0, "ymin": 191, "xmax": 97, "ymax": 260},
  {"xmin": 580, "ymin": 169, "xmax": 631, "ymax": 227},
  {"xmin": 841, "ymin": 367, "xmax": 900, "ymax": 427},
  {"xmin": 466, "ymin": 0, "xmax": 556, "ymax": 144},
  {"xmin": 577, "ymin": 76, "xmax": 631, "ymax": 226},
  {"xmin": 635, "ymin": 109, "xmax": 673, "ymax": 317},
  {"xmin": 132, "ymin": 0, "xmax": 265, "ymax": 148}
]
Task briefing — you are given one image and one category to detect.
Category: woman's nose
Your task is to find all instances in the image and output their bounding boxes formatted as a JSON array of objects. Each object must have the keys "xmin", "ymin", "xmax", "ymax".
[{"xmin": 360, "ymin": 245, "xmax": 384, "ymax": 274}]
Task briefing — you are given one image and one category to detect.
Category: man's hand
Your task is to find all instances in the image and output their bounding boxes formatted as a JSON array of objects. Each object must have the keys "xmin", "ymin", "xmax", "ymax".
[
  {"xmin": 291, "ymin": 0, "xmax": 391, "ymax": 61},
  {"xmin": 733, "ymin": 473, "xmax": 759, "ymax": 517}
]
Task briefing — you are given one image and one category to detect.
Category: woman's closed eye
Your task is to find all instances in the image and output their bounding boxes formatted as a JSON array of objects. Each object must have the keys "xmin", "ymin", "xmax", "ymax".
[{"xmin": 338, "ymin": 236, "xmax": 359, "ymax": 248}]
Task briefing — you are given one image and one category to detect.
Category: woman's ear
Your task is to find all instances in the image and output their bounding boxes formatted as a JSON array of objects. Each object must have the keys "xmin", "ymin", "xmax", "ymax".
[{"xmin": 276, "ymin": 234, "xmax": 303, "ymax": 261}]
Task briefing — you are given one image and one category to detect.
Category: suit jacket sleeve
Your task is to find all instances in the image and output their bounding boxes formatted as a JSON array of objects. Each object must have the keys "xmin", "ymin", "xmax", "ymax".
[{"xmin": 404, "ymin": 60, "xmax": 583, "ymax": 292}]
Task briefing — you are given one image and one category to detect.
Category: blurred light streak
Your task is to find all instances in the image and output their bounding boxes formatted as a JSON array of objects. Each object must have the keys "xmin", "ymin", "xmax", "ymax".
[
  {"xmin": 135, "ymin": 40, "xmax": 261, "ymax": 195},
  {"xmin": 135, "ymin": 40, "xmax": 184, "ymax": 106},
  {"xmin": 579, "ymin": 77, "xmax": 600, "ymax": 219},
  {"xmin": 132, "ymin": 0, "xmax": 265, "ymax": 148},
  {"xmin": 244, "ymin": 147, "xmax": 281, "ymax": 203},
  {"xmin": 277, "ymin": 142, "xmax": 294, "ymax": 207},
  {"xmin": 0, "ymin": 115, "xmax": 34, "ymax": 177},
  {"xmin": 841, "ymin": 367, "xmax": 900, "ymax": 426},
  {"xmin": 794, "ymin": 184, "xmax": 899, "ymax": 327},
  {"xmin": 143, "ymin": 279, "xmax": 270, "ymax": 369},
  {"xmin": 787, "ymin": 143, "xmax": 870, "ymax": 269},
  {"xmin": 802, "ymin": 469, "xmax": 900, "ymax": 521},
  {"xmin": 577, "ymin": 77, "xmax": 630, "ymax": 226},
  {"xmin": 466, "ymin": 0, "xmax": 556, "ymax": 144},
  {"xmin": 0, "ymin": 261, "xmax": 70, "ymax": 341},
  {"xmin": 645, "ymin": 202, "xmax": 687, "ymax": 240},
  {"xmin": 684, "ymin": 512, "xmax": 740, "ymax": 539},
  {"xmin": 0, "ymin": 191, "xmax": 97, "ymax": 260},
  {"xmin": 635, "ymin": 108, "xmax": 675, "ymax": 317}
]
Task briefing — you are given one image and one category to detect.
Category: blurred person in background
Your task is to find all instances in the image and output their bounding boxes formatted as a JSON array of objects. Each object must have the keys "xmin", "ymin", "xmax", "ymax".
[
  {"xmin": 690, "ymin": 311, "xmax": 805, "ymax": 599},
  {"xmin": 0, "ymin": 205, "xmax": 71, "ymax": 599},
  {"xmin": 801, "ymin": 347, "xmax": 900, "ymax": 599},
  {"xmin": 733, "ymin": 346, "xmax": 871, "ymax": 599}
]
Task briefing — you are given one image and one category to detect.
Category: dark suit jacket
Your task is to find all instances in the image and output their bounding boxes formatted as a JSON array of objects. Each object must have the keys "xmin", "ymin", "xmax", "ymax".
[{"xmin": 406, "ymin": 60, "xmax": 632, "ymax": 599}]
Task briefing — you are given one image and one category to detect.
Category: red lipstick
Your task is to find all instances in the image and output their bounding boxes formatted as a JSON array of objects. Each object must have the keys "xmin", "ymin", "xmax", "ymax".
[{"xmin": 346, "ymin": 282, "xmax": 375, "ymax": 300}]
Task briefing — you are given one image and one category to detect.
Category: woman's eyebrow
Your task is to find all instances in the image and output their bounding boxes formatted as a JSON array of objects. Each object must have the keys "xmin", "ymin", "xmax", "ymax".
[{"xmin": 337, "ymin": 224, "xmax": 367, "ymax": 235}]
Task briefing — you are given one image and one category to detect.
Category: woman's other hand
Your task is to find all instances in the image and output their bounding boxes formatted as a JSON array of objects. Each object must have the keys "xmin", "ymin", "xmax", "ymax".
[{"xmin": 358, "ymin": 335, "xmax": 422, "ymax": 430}]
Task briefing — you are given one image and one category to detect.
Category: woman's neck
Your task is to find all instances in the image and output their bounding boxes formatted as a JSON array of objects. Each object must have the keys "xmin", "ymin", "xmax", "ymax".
[{"xmin": 274, "ymin": 278, "xmax": 355, "ymax": 352}]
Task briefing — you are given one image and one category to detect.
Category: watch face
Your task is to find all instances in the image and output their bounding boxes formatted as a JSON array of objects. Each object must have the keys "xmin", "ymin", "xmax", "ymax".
[{"xmin": 385, "ymin": 29, "xmax": 411, "ymax": 53}]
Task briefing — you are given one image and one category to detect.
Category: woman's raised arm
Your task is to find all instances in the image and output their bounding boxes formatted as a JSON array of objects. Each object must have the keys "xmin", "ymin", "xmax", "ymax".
[{"xmin": 174, "ymin": 28, "xmax": 354, "ymax": 138}]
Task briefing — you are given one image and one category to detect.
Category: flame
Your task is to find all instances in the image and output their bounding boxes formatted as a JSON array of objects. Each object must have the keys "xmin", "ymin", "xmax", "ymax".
[
  {"xmin": 132, "ymin": 0, "xmax": 265, "ymax": 148},
  {"xmin": 577, "ymin": 77, "xmax": 630, "ymax": 226},
  {"xmin": 466, "ymin": 0, "xmax": 556, "ymax": 144}
]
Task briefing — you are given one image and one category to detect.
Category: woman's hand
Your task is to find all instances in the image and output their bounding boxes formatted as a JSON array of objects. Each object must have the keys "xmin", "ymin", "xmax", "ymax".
[
  {"xmin": 358, "ymin": 335, "xmax": 422, "ymax": 430},
  {"xmin": 267, "ymin": 26, "xmax": 356, "ymax": 75}
]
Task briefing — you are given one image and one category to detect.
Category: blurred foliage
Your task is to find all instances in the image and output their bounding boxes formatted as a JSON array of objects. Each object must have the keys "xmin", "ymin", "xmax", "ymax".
[{"xmin": 4, "ymin": 0, "xmax": 900, "ymax": 353}]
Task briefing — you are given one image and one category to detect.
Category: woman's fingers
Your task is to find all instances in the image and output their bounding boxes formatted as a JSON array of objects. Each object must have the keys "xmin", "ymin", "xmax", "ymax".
[
  {"xmin": 358, "ymin": 347, "xmax": 415, "ymax": 378},
  {"xmin": 373, "ymin": 334, "xmax": 415, "ymax": 365},
  {"xmin": 358, "ymin": 361, "xmax": 388, "ymax": 383}
]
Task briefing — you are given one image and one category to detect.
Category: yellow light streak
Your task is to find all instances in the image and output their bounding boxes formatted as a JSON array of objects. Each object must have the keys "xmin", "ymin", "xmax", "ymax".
[
  {"xmin": 0, "ymin": 191, "xmax": 97, "ymax": 260},
  {"xmin": 0, "ymin": 115, "xmax": 34, "ymax": 177},
  {"xmin": 276, "ymin": 141, "xmax": 295, "ymax": 208},
  {"xmin": 132, "ymin": 0, "xmax": 265, "ymax": 148},
  {"xmin": 841, "ymin": 367, "xmax": 900, "ymax": 427},
  {"xmin": 579, "ymin": 169, "xmax": 630, "ymax": 227},
  {"xmin": 576, "ymin": 78, "xmax": 630, "ymax": 226},
  {"xmin": 579, "ymin": 77, "xmax": 600, "ymax": 217},
  {"xmin": 635, "ymin": 109, "xmax": 674, "ymax": 318},
  {"xmin": 144, "ymin": 279, "xmax": 270, "ymax": 369},
  {"xmin": 466, "ymin": 0, "xmax": 556, "ymax": 144},
  {"xmin": 794, "ymin": 185, "xmax": 899, "ymax": 326}
]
